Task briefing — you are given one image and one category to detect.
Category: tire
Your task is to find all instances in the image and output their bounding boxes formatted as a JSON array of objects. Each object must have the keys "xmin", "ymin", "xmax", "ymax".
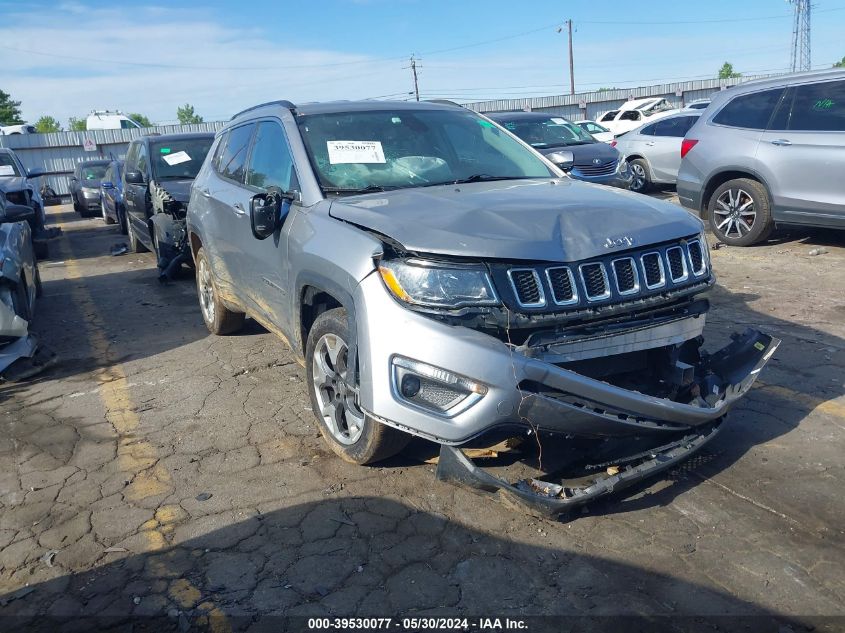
[
  {"xmin": 195, "ymin": 247, "xmax": 244, "ymax": 335},
  {"xmin": 11, "ymin": 278, "xmax": 31, "ymax": 322},
  {"xmin": 72, "ymin": 194, "xmax": 81, "ymax": 214},
  {"xmin": 707, "ymin": 178, "xmax": 774, "ymax": 247},
  {"xmin": 35, "ymin": 266, "xmax": 43, "ymax": 298},
  {"xmin": 102, "ymin": 199, "xmax": 116, "ymax": 224},
  {"xmin": 127, "ymin": 218, "xmax": 149, "ymax": 253},
  {"xmin": 628, "ymin": 158, "xmax": 651, "ymax": 193},
  {"xmin": 33, "ymin": 240, "xmax": 49, "ymax": 260},
  {"xmin": 117, "ymin": 205, "xmax": 128, "ymax": 235},
  {"xmin": 306, "ymin": 308, "xmax": 410, "ymax": 465}
]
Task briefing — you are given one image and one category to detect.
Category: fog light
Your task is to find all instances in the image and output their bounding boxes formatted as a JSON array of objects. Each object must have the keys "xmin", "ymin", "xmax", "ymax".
[
  {"xmin": 391, "ymin": 356, "xmax": 487, "ymax": 416},
  {"xmin": 400, "ymin": 374, "xmax": 421, "ymax": 398}
]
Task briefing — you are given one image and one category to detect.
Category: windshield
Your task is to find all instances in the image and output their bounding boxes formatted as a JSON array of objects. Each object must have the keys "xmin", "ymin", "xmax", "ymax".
[
  {"xmin": 0, "ymin": 154, "xmax": 21, "ymax": 177},
  {"xmin": 297, "ymin": 108, "xmax": 553, "ymax": 193},
  {"xmin": 151, "ymin": 138, "xmax": 214, "ymax": 180},
  {"xmin": 498, "ymin": 117, "xmax": 595, "ymax": 148},
  {"xmin": 81, "ymin": 164, "xmax": 108, "ymax": 180}
]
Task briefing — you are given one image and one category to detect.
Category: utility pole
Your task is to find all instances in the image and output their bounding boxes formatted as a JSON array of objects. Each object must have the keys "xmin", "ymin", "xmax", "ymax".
[
  {"xmin": 567, "ymin": 19, "xmax": 575, "ymax": 95},
  {"xmin": 789, "ymin": 0, "xmax": 811, "ymax": 72},
  {"xmin": 410, "ymin": 56, "xmax": 420, "ymax": 101}
]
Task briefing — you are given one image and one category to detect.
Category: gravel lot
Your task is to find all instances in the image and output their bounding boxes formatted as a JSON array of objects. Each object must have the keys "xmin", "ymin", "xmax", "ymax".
[{"xmin": 1, "ymin": 200, "xmax": 844, "ymax": 630}]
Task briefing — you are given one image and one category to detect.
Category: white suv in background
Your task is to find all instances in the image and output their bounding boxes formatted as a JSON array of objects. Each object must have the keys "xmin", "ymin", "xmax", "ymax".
[{"xmin": 598, "ymin": 97, "xmax": 678, "ymax": 136}]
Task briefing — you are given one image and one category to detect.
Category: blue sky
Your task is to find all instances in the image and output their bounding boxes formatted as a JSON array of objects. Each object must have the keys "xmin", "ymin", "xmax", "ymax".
[{"xmin": 1, "ymin": 0, "xmax": 843, "ymax": 125}]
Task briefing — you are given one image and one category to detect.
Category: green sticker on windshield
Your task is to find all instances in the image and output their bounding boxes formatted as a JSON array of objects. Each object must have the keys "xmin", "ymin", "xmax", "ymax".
[
  {"xmin": 160, "ymin": 147, "xmax": 171, "ymax": 154},
  {"xmin": 477, "ymin": 120, "xmax": 495, "ymax": 128}
]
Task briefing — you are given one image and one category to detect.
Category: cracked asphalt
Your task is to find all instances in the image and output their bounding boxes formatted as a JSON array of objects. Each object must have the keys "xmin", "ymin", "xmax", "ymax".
[{"xmin": 1, "ymin": 202, "xmax": 844, "ymax": 631}]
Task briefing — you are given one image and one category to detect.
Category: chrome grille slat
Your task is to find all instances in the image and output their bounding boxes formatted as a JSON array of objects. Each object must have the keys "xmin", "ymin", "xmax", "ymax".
[
  {"xmin": 574, "ymin": 159, "xmax": 618, "ymax": 177},
  {"xmin": 611, "ymin": 257, "xmax": 639, "ymax": 296},
  {"xmin": 666, "ymin": 246, "xmax": 689, "ymax": 282},
  {"xmin": 687, "ymin": 239, "xmax": 706, "ymax": 276},
  {"xmin": 545, "ymin": 266, "xmax": 578, "ymax": 306},
  {"xmin": 579, "ymin": 263, "xmax": 611, "ymax": 302},
  {"xmin": 507, "ymin": 268, "xmax": 546, "ymax": 308},
  {"xmin": 640, "ymin": 252, "xmax": 666, "ymax": 289}
]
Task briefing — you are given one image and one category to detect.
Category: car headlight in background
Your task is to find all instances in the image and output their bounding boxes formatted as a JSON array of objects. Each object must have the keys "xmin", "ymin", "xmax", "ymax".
[
  {"xmin": 379, "ymin": 258, "xmax": 499, "ymax": 308},
  {"xmin": 82, "ymin": 186, "xmax": 100, "ymax": 196}
]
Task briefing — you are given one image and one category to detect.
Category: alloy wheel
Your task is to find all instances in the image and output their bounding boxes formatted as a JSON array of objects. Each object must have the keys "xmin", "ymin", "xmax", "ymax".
[
  {"xmin": 311, "ymin": 333, "xmax": 364, "ymax": 445},
  {"xmin": 714, "ymin": 188, "xmax": 756, "ymax": 238},
  {"xmin": 630, "ymin": 163, "xmax": 647, "ymax": 191},
  {"xmin": 197, "ymin": 257, "xmax": 215, "ymax": 325}
]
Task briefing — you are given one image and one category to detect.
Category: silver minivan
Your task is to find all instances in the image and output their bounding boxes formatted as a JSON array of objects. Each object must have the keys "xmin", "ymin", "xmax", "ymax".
[{"xmin": 677, "ymin": 69, "xmax": 845, "ymax": 245}]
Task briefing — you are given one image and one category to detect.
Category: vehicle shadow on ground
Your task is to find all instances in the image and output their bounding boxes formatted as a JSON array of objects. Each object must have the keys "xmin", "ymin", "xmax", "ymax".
[{"xmin": 0, "ymin": 497, "xmax": 821, "ymax": 632}]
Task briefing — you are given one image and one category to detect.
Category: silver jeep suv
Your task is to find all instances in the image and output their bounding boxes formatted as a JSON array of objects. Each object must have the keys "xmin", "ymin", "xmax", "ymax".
[
  {"xmin": 677, "ymin": 69, "xmax": 845, "ymax": 246},
  {"xmin": 187, "ymin": 99, "xmax": 778, "ymax": 515}
]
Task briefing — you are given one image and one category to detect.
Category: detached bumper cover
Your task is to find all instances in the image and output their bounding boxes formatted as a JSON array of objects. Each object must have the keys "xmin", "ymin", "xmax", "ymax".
[{"xmin": 436, "ymin": 422, "xmax": 722, "ymax": 516}]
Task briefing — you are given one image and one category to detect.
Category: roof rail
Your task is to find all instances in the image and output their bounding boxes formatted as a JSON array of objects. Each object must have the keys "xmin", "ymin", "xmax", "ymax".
[
  {"xmin": 424, "ymin": 99, "xmax": 463, "ymax": 108},
  {"xmin": 231, "ymin": 100, "xmax": 297, "ymax": 120}
]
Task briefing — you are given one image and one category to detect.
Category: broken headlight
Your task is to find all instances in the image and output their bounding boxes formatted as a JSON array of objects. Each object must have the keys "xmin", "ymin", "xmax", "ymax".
[{"xmin": 379, "ymin": 258, "xmax": 499, "ymax": 308}]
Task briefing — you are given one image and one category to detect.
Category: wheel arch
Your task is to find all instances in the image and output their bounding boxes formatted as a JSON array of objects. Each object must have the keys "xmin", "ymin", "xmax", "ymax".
[
  {"xmin": 702, "ymin": 169, "xmax": 773, "ymax": 213},
  {"xmin": 296, "ymin": 274, "xmax": 357, "ymax": 361}
]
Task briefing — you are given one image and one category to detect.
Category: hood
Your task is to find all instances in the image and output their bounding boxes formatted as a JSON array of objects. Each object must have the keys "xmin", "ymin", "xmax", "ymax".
[
  {"xmin": 539, "ymin": 142, "xmax": 618, "ymax": 166},
  {"xmin": 154, "ymin": 179, "xmax": 193, "ymax": 203},
  {"xmin": 328, "ymin": 179, "xmax": 703, "ymax": 263}
]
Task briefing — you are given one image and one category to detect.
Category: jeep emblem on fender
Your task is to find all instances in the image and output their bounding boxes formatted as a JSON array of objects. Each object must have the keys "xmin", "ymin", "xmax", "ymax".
[{"xmin": 604, "ymin": 235, "xmax": 635, "ymax": 249}]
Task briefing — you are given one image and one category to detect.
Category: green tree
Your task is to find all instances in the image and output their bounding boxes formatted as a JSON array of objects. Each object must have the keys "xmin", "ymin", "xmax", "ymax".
[
  {"xmin": 128, "ymin": 112, "xmax": 154, "ymax": 127},
  {"xmin": 833, "ymin": 56, "xmax": 845, "ymax": 68},
  {"xmin": 68, "ymin": 117, "xmax": 87, "ymax": 131},
  {"xmin": 0, "ymin": 89, "xmax": 24, "ymax": 125},
  {"xmin": 176, "ymin": 103, "xmax": 203, "ymax": 125},
  {"xmin": 34, "ymin": 116, "xmax": 62, "ymax": 133},
  {"xmin": 718, "ymin": 62, "xmax": 741, "ymax": 79}
]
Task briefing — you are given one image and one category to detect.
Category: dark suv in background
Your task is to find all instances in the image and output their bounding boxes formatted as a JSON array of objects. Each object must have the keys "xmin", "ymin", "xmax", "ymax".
[
  {"xmin": 70, "ymin": 159, "xmax": 111, "ymax": 215},
  {"xmin": 487, "ymin": 112, "xmax": 632, "ymax": 189},
  {"xmin": 678, "ymin": 69, "xmax": 845, "ymax": 245},
  {"xmin": 122, "ymin": 133, "xmax": 214, "ymax": 255}
]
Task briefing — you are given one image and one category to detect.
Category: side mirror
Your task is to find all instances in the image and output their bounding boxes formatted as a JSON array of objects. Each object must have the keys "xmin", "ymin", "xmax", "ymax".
[
  {"xmin": 250, "ymin": 189, "xmax": 292, "ymax": 240},
  {"xmin": 125, "ymin": 170, "xmax": 144, "ymax": 184},
  {"xmin": 1, "ymin": 203, "xmax": 36, "ymax": 224},
  {"xmin": 26, "ymin": 167, "xmax": 45, "ymax": 179},
  {"xmin": 546, "ymin": 150, "xmax": 575, "ymax": 172},
  {"xmin": 102, "ymin": 181, "xmax": 114, "ymax": 189}
]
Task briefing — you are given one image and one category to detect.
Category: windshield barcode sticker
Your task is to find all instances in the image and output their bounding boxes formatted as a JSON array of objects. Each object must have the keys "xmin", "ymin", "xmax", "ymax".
[
  {"xmin": 327, "ymin": 141, "xmax": 386, "ymax": 164},
  {"xmin": 162, "ymin": 151, "xmax": 191, "ymax": 166},
  {"xmin": 0, "ymin": 165, "xmax": 15, "ymax": 176}
]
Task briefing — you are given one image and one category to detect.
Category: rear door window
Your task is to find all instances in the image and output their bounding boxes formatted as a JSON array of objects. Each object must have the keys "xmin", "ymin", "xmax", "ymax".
[
  {"xmin": 217, "ymin": 124, "xmax": 255, "ymax": 183},
  {"xmin": 652, "ymin": 116, "xmax": 698, "ymax": 137},
  {"xmin": 786, "ymin": 80, "xmax": 845, "ymax": 131},
  {"xmin": 600, "ymin": 111, "xmax": 619, "ymax": 122},
  {"xmin": 620, "ymin": 111, "xmax": 641, "ymax": 121},
  {"xmin": 712, "ymin": 88, "xmax": 784, "ymax": 129}
]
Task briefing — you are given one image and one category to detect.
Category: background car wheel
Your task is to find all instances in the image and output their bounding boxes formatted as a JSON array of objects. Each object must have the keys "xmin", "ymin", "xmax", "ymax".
[
  {"xmin": 629, "ymin": 159, "xmax": 651, "ymax": 193},
  {"xmin": 306, "ymin": 307, "xmax": 410, "ymax": 465},
  {"xmin": 72, "ymin": 195, "xmax": 81, "ymax": 214},
  {"xmin": 117, "ymin": 205, "xmax": 128, "ymax": 235},
  {"xmin": 35, "ymin": 267, "xmax": 43, "ymax": 298},
  {"xmin": 127, "ymin": 219, "xmax": 149, "ymax": 253},
  {"xmin": 33, "ymin": 240, "xmax": 49, "ymax": 260},
  {"xmin": 707, "ymin": 178, "xmax": 774, "ymax": 247},
  {"xmin": 195, "ymin": 247, "xmax": 244, "ymax": 335},
  {"xmin": 102, "ymin": 200, "xmax": 116, "ymax": 225}
]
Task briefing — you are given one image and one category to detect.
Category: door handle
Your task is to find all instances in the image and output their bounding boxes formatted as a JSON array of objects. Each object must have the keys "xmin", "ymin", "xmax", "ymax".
[
  {"xmin": 645, "ymin": 141, "xmax": 656, "ymax": 146},
  {"xmin": 770, "ymin": 139, "xmax": 792, "ymax": 146},
  {"xmin": 198, "ymin": 188, "xmax": 211, "ymax": 198},
  {"xmin": 232, "ymin": 202, "xmax": 246, "ymax": 216}
]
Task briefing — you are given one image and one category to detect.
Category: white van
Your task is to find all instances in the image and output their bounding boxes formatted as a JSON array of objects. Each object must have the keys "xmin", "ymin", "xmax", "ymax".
[
  {"xmin": 0, "ymin": 124, "xmax": 37, "ymax": 135},
  {"xmin": 86, "ymin": 111, "xmax": 143, "ymax": 131}
]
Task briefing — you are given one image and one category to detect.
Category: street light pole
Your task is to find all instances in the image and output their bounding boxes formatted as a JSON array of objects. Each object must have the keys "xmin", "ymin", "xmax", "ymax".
[{"xmin": 567, "ymin": 19, "xmax": 575, "ymax": 96}]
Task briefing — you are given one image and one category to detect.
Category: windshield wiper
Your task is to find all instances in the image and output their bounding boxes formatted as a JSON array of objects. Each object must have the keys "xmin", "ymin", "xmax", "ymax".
[
  {"xmin": 322, "ymin": 184, "xmax": 393, "ymax": 194},
  {"xmin": 452, "ymin": 174, "xmax": 534, "ymax": 184}
]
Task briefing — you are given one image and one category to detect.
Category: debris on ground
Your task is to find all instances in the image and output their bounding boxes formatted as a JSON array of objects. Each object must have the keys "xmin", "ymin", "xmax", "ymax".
[
  {"xmin": 195, "ymin": 492, "xmax": 212, "ymax": 502},
  {"xmin": 1, "ymin": 340, "xmax": 57, "ymax": 382},
  {"xmin": 808, "ymin": 247, "xmax": 829, "ymax": 256},
  {"xmin": 712, "ymin": 242, "xmax": 726, "ymax": 250},
  {"xmin": 40, "ymin": 550, "xmax": 58, "ymax": 568},
  {"xmin": 110, "ymin": 243, "xmax": 129, "ymax": 256}
]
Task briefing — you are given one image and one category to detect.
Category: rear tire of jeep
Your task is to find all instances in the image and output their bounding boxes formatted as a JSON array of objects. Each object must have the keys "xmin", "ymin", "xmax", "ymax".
[
  {"xmin": 306, "ymin": 308, "xmax": 410, "ymax": 465},
  {"xmin": 629, "ymin": 158, "xmax": 651, "ymax": 193},
  {"xmin": 195, "ymin": 247, "xmax": 244, "ymax": 335},
  {"xmin": 707, "ymin": 178, "xmax": 774, "ymax": 247},
  {"xmin": 12, "ymin": 278, "xmax": 31, "ymax": 322},
  {"xmin": 35, "ymin": 267, "xmax": 43, "ymax": 298}
]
